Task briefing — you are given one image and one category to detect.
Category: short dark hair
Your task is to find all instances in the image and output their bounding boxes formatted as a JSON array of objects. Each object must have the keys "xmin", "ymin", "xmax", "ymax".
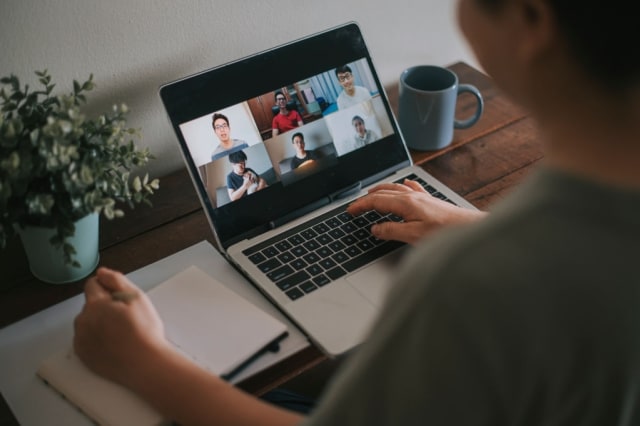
[
  {"xmin": 274, "ymin": 91, "xmax": 286, "ymax": 101},
  {"xmin": 291, "ymin": 132, "xmax": 304, "ymax": 143},
  {"xmin": 228, "ymin": 150, "xmax": 247, "ymax": 164},
  {"xmin": 211, "ymin": 113, "xmax": 228, "ymax": 128},
  {"xmin": 352, "ymin": 115, "xmax": 364, "ymax": 125},
  {"xmin": 335, "ymin": 65, "xmax": 352, "ymax": 77},
  {"xmin": 476, "ymin": 0, "xmax": 639, "ymax": 92}
]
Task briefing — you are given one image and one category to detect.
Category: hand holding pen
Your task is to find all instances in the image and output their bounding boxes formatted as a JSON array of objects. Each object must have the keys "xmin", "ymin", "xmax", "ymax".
[{"xmin": 73, "ymin": 267, "xmax": 170, "ymax": 389}]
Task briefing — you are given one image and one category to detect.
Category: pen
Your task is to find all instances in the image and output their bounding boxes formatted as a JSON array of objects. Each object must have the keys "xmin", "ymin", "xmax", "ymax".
[{"xmin": 111, "ymin": 291, "xmax": 139, "ymax": 304}]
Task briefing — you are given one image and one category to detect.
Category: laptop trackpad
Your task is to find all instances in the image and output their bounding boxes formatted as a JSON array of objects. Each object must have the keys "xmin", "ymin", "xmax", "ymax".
[{"xmin": 346, "ymin": 247, "xmax": 407, "ymax": 307}]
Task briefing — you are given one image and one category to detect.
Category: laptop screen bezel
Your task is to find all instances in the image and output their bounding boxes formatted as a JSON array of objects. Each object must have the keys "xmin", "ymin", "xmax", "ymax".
[{"xmin": 159, "ymin": 22, "xmax": 411, "ymax": 249}]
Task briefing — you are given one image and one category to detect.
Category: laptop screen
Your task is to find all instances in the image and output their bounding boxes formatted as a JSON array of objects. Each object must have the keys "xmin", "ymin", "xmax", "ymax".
[{"xmin": 160, "ymin": 22, "xmax": 411, "ymax": 248}]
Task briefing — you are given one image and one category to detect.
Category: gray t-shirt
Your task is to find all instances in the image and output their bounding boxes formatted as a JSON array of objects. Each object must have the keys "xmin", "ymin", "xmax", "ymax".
[
  {"xmin": 305, "ymin": 167, "xmax": 640, "ymax": 425},
  {"xmin": 211, "ymin": 139, "xmax": 248, "ymax": 161},
  {"xmin": 337, "ymin": 86, "xmax": 372, "ymax": 110},
  {"xmin": 353, "ymin": 129, "xmax": 379, "ymax": 149}
]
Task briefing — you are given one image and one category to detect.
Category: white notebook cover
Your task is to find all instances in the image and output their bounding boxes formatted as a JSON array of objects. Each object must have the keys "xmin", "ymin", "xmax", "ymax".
[{"xmin": 37, "ymin": 265, "xmax": 288, "ymax": 426}]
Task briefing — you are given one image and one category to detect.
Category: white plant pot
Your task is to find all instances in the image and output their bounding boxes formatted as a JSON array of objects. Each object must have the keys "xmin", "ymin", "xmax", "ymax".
[{"xmin": 17, "ymin": 212, "xmax": 100, "ymax": 284}]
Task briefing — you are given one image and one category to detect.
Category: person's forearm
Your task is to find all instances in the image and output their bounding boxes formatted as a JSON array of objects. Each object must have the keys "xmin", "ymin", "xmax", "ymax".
[
  {"xmin": 229, "ymin": 185, "xmax": 248, "ymax": 201},
  {"xmin": 130, "ymin": 346, "xmax": 303, "ymax": 426}
]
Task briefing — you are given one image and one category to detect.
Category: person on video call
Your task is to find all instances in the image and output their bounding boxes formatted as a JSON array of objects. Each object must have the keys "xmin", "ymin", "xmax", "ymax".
[
  {"xmin": 272, "ymin": 91, "xmax": 303, "ymax": 137},
  {"xmin": 290, "ymin": 132, "xmax": 317, "ymax": 170},
  {"xmin": 351, "ymin": 115, "xmax": 379, "ymax": 149},
  {"xmin": 335, "ymin": 64, "xmax": 372, "ymax": 110},
  {"xmin": 210, "ymin": 113, "xmax": 249, "ymax": 161},
  {"xmin": 225, "ymin": 150, "xmax": 267, "ymax": 202},
  {"xmin": 74, "ymin": 0, "xmax": 640, "ymax": 424}
]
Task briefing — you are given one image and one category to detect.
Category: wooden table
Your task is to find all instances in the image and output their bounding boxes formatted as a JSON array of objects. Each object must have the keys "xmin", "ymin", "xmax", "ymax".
[{"xmin": 0, "ymin": 62, "xmax": 544, "ymax": 424}]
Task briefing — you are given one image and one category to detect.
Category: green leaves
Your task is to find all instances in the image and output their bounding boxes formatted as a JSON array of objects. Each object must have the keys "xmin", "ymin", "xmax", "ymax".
[
  {"xmin": 0, "ymin": 70, "xmax": 159, "ymax": 266},
  {"xmin": 26, "ymin": 193, "xmax": 55, "ymax": 215}
]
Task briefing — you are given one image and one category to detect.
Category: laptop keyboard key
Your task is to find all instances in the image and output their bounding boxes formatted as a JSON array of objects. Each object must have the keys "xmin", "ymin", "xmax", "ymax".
[
  {"xmin": 268, "ymin": 265, "xmax": 294, "ymax": 282},
  {"xmin": 275, "ymin": 240, "xmax": 292, "ymax": 252},
  {"xmin": 291, "ymin": 246, "xmax": 308, "ymax": 257},
  {"xmin": 277, "ymin": 251, "xmax": 295, "ymax": 263},
  {"xmin": 328, "ymin": 228, "xmax": 346, "ymax": 239},
  {"xmin": 332, "ymin": 251, "xmax": 349, "ymax": 264},
  {"xmin": 288, "ymin": 234, "xmax": 305, "ymax": 246},
  {"xmin": 303, "ymin": 240, "xmax": 321, "ymax": 251},
  {"xmin": 357, "ymin": 239, "xmax": 375, "ymax": 252},
  {"xmin": 262, "ymin": 246, "xmax": 279, "ymax": 258},
  {"xmin": 325, "ymin": 266, "xmax": 347, "ymax": 280},
  {"xmin": 300, "ymin": 281, "xmax": 317, "ymax": 294},
  {"xmin": 285, "ymin": 287, "xmax": 304, "ymax": 300},
  {"xmin": 325, "ymin": 217, "xmax": 341, "ymax": 228},
  {"xmin": 316, "ymin": 234, "xmax": 333, "ymax": 245},
  {"xmin": 337, "ymin": 212, "xmax": 353, "ymax": 223},
  {"xmin": 316, "ymin": 247, "xmax": 333, "ymax": 258},
  {"xmin": 290, "ymin": 259, "xmax": 308, "ymax": 270},
  {"xmin": 353, "ymin": 217, "xmax": 369, "ymax": 228},
  {"xmin": 313, "ymin": 223, "xmax": 330, "ymax": 234},
  {"xmin": 345, "ymin": 245, "xmax": 362, "ymax": 257},
  {"xmin": 313, "ymin": 274, "xmax": 331, "ymax": 286},
  {"xmin": 306, "ymin": 264, "xmax": 323, "ymax": 276},
  {"xmin": 340, "ymin": 222, "xmax": 357, "ymax": 234},
  {"xmin": 365, "ymin": 211, "xmax": 382, "ymax": 222},
  {"xmin": 328, "ymin": 241, "xmax": 346, "ymax": 252},
  {"xmin": 341, "ymin": 235, "xmax": 357, "ymax": 246},
  {"xmin": 354, "ymin": 229, "xmax": 370, "ymax": 240},
  {"xmin": 319, "ymin": 258, "xmax": 337, "ymax": 270},
  {"xmin": 258, "ymin": 258, "xmax": 282, "ymax": 273},
  {"xmin": 300, "ymin": 229, "xmax": 318, "ymax": 240},
  {"xmin": 303, "ymin": 252, "xmax": 320, "ymax": 264},
  {"xmin": 277, "ymin": 270, "xmax": 310, "ymax": 290},
  {"xmin": 248, "ymin": 252, "xmax": 266, "ymax": 264}
]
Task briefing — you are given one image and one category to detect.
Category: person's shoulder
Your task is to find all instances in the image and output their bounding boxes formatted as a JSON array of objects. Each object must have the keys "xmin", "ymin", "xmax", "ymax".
[
  {"xmin": 213, "ymin": 144, "xmax": 247, "ymax": 161},
  {"xmin": 212, "ymin": 147, "xmax": 226, "ymax": 161},
  {"xmin": 393, "ymin": 195, "xmax": 547, "ymax": 304},
  {"xmin": 357, "ymin": 85, "xmax": 371, "ymax": 95}
]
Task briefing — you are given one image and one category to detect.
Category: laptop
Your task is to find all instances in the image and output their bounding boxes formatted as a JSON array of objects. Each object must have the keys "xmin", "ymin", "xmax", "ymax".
[{"xmin": 159, "ymin": 22, "xmax": 477, "ymax": 356}]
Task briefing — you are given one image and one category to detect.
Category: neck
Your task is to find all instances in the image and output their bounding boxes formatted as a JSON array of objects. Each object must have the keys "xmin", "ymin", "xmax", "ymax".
[{"xmin": 536, "ymin": 84, "xmax": 640, "ymax": 189}]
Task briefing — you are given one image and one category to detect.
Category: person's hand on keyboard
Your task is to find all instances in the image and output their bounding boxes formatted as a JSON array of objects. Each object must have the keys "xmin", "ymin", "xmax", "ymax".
[{"xmin": 347, "ymin": 179, "xmax": 487, "ymax": 244}]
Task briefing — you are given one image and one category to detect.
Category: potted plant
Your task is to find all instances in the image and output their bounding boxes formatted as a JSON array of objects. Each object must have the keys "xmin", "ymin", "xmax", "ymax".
[{"xmin": 0, "ymin": 70, "xmax": 159, "ymax": 283}]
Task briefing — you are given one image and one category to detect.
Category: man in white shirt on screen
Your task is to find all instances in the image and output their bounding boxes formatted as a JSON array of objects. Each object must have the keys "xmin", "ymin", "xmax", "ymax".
[{"xmin": 335, "ymin": 65, "xmax": 371, "ymax": 110}]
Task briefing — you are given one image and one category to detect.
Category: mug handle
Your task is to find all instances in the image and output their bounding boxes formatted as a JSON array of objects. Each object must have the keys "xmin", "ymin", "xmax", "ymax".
[{"xmin": 454, "ymin": 84, "xmax": 484, "ymax": 129}]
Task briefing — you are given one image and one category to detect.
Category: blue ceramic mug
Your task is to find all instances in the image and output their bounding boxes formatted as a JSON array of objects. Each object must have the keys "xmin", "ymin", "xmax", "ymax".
[{"xmin": 399, "ymin": 65, "xmax": 483, "ymax": 151}]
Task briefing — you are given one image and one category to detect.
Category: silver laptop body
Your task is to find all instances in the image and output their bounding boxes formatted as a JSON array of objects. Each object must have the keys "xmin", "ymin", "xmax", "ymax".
[{"xmin": 160, "ymin": 22, "xmax": 476, "ymax": 356}]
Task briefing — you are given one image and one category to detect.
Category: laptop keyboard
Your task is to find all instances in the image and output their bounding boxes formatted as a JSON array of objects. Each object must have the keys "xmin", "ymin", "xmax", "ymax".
[{"xmin": 242, "ymin": 174, "xmax": 458, "ymax": 301}]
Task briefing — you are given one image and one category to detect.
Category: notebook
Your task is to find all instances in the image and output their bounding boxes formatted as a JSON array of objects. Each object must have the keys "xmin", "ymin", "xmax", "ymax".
[
  {"xmin": 159, "ymin": 22, "xmax": 477, "ymax": 356},
  {"xmin": 37, "ymin": 266, "xmax": 288, "ymax": 426}
]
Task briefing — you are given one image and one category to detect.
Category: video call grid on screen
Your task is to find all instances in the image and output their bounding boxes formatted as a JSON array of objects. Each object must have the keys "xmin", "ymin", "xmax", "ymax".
[
  {"xmin": 178, "ymin": 57, "xmax": 395, "ymax": 206},
  {"xmin": 161, "ymin": 24, "xmax": 412, "ymax": 247}
]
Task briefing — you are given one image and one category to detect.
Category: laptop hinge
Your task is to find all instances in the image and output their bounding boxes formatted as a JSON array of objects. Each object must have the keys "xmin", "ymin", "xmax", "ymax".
[{"xmin": 329, "ymin": 181, "xmax": 362, "ymax": 202}]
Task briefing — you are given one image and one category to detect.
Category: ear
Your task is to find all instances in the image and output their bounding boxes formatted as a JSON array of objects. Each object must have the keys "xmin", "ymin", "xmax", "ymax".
[{"xmin": 514, "ymin": 0, "xmax": 557, "ymax": 66}]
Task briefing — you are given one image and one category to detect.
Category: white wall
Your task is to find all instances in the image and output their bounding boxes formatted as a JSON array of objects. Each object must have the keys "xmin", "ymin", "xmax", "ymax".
[{"xmin": 0, "ymin": 0, "xmax": 478, "ymax": 178}]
